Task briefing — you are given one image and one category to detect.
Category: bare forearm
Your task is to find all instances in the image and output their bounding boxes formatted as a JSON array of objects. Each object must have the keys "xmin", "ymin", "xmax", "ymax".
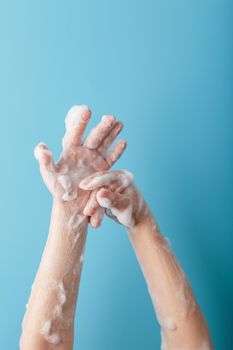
[
  {"xmin": 20, "ymin": 106, "xmax": 126, "ymax": 348},
  {"xmin": 128, "ymin": 208, "xmax": 213, "ymax": 350},
  {"xmin": 20, "ymin": 200, "xmax": 88, "ymax": 350},
  {"xmin": 79, "ymin": 169, "xmax": 214, "ymax": 349}
]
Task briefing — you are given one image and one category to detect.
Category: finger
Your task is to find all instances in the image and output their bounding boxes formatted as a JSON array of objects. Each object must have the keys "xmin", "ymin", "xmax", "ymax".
[
  {"xmin": 84, "ymin": 115, "xmax": 115, "ymax": 149},
  {"xmin": 97, "ymin": 189, "xmax": 135, "ymax": 228},
  {"xmin": 96, "ymin": 188, "xmax": 130, "ymax": 211},
  {"xmin": 62, "ymin": 105, "xmax": 91, "ymax": 151},
  {"xmin": 83, "ymin": 190, "xmax": 99, "ymax": 216},
  {"xmin": 34, "ymin": 142, "xmax": 55, "ymax": 170},
  {"xmin": 90, "ymin": 207, "xmax": 104, "ymax": 228},
  {"xmin": 105, "ymin": 139, "xmax": 127, "ymax": 167},
  {"xmin": 79, "ymin": 169, "xmax": 134, "ymax": 191},
  {"xmin": 96, "ymin": 121, "xmax": 123, "ymax": 156}
]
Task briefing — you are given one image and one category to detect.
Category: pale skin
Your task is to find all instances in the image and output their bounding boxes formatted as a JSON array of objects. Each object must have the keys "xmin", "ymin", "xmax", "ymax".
[
  {"xmin": 80, "ymin": 170, "xmax": 214, "ymax": 350},
  {"xmin": 20, "ymin": 106, "xmax": 126, "ymax": 350},
  {"xmin": 20, "ymin": 106, "xmax": 213, "ymax": 350}
]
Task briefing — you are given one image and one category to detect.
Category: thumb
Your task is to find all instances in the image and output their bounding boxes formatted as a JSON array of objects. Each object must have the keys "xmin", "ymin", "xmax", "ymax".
[{"xmin": 34, "ymin": 142, "xmax": 55, "ymax": 170}]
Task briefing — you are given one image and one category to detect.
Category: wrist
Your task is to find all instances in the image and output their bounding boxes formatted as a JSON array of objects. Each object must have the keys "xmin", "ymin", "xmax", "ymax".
[
  {"xmin": 52, "ymin": 196, "xmax": 87, "ymax": 216},
  {"xmin": 51, "ymin": 198, "xmax": 89, "ymax": 234},
  {"xmin": 129, "ymin": 203, "xmax": 160, "ymax": 235}
]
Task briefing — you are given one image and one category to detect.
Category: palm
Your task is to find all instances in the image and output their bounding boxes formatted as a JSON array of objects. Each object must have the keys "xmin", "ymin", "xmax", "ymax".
[
  {"xmin": 54, "ymin": 146, "xmax": 109, "ymax": 204},
  {"xmin": 34, "ymin": 105, "xmax": 126, "ymax": 215}
]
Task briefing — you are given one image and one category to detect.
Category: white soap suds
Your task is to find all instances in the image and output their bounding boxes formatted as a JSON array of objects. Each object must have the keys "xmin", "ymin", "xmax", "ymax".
[
  {"xmin": 97, "ymin": 196, "xmax": 111, "ymax": 208},
  {"xmin": 80, "ymin": 170, "xmax": 134, "ymax": 191},
  {"xmin": 68, "ymin": 211, "xmax": 86, "ymax": 231},
  {"xmin": 39, "ymin": 280, "xmax": 70, "ymax": 344},
  {"xmin": 117, "ymin": 170, "xmax": 135, "ymax": 192},
  {"xmin": 111, "ymin": 205, "xmax": 135, "ymax": 228},
  {"xmin": 40, "ymin": 319, "xmax": 61, "ymax": 344},
  {"xmin": 57, "ymin": 161, "xmax": 92, "ymax": 202},
  {"xmin": 53, "ymin": 304, "xmax": 63, "ymax": 318},
  {"xmin": 162, "ymin": 237, "xmax": 171, "ymax": 252},
  {"xmin": 62, "ymin": 189, "xmax": 76, "ymax": 202},
  {"xmin": 101, "ymin": 114, "xmax": 114, "ymax": 123},
  {"xmin": 97, "ymin": 194, "xmax": 135, "ymax": 228},
  {"xmin": 48, "ymin": 333, "xmax": 61, "ymax": 344},
  {"xmin": 62, "ymin": 105, "xmax": 90, "ymax": 151},
  {"xmin": 34, "ymin": 142, "xmax": 53, "ymax": 161},
  {"xmin": 65, "ymin": 105, "xmax": 90, "ymax": 130},
  {"xmin": 41, "ymin": 319, "xmax": 51, "ymax": 335},
  {"xmin": 58, "ymin": 281, "xmax": 67, "ymax": 305},
  {"xmin": 163, "ymin": 317, "xmax": 177, "ymax": 331},
  {"xmin": 58, "ymin": 175, "xmax": 72, "ymax": 191},
  {"xmin": 34, "ymin": 145, "xmax": 43, "ymax": 160},
  {"xmin": 58, "ymin": 175, "xmax": 77, "ymax": 201}
]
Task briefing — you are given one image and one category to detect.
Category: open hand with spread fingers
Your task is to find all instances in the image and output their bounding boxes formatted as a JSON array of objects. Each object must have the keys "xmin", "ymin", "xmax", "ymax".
[
  {"xmin": 34, "ymin": 105, "xmax": 126, "ymax": 226},
  {"xmin": 21, "ymin": 106, "xmax": 213, "ymax": 350}
]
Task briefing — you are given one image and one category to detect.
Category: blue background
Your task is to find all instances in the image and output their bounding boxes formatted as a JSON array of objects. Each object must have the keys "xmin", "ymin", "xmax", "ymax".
[{"xmin": 0, "ymin": 0, "xmax": 232, "ymax": 349}]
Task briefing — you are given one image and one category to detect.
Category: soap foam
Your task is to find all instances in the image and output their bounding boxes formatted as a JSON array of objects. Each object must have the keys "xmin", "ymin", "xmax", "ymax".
[
  {"xmin": 34, "ymin": 142, "xmax": 53, "ymax": 161},
  {"xmin": 39, "ymin": 280, "xmax": 69, "ymax": 344},
  {"xmin": 65, "ymin": 105, "xmax": 90, "ymax": 130},
  {"xmin": 58, "ymin": 175, "xmax": 77, "ymax": 201},
  {"xmin": 163, "ymin": 317, "xmax": 177, "ymax": 331},
  {"xmin": 58, "ymin": 281, "xmax": 67, "ymax": 305},
  {"xmin": 40, "ymin": 320, "xmax": 61, "ymax": 344},
  {"xmin": 67, "ymin": 210, "xmax": 86, "ymax": 232},
  {"xmin": 62, "ymin": 105, "xmax": 90, "ymax": 151}
]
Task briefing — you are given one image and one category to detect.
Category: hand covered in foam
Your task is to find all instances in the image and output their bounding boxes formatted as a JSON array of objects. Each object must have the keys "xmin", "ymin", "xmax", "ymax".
[
  {"xmin": 34, "ymin": 106, "xmax": 126, "ymax": 223},
  {"xmin": 79, "ymin": 170, "xmax": 147, "ymax": 228}
]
